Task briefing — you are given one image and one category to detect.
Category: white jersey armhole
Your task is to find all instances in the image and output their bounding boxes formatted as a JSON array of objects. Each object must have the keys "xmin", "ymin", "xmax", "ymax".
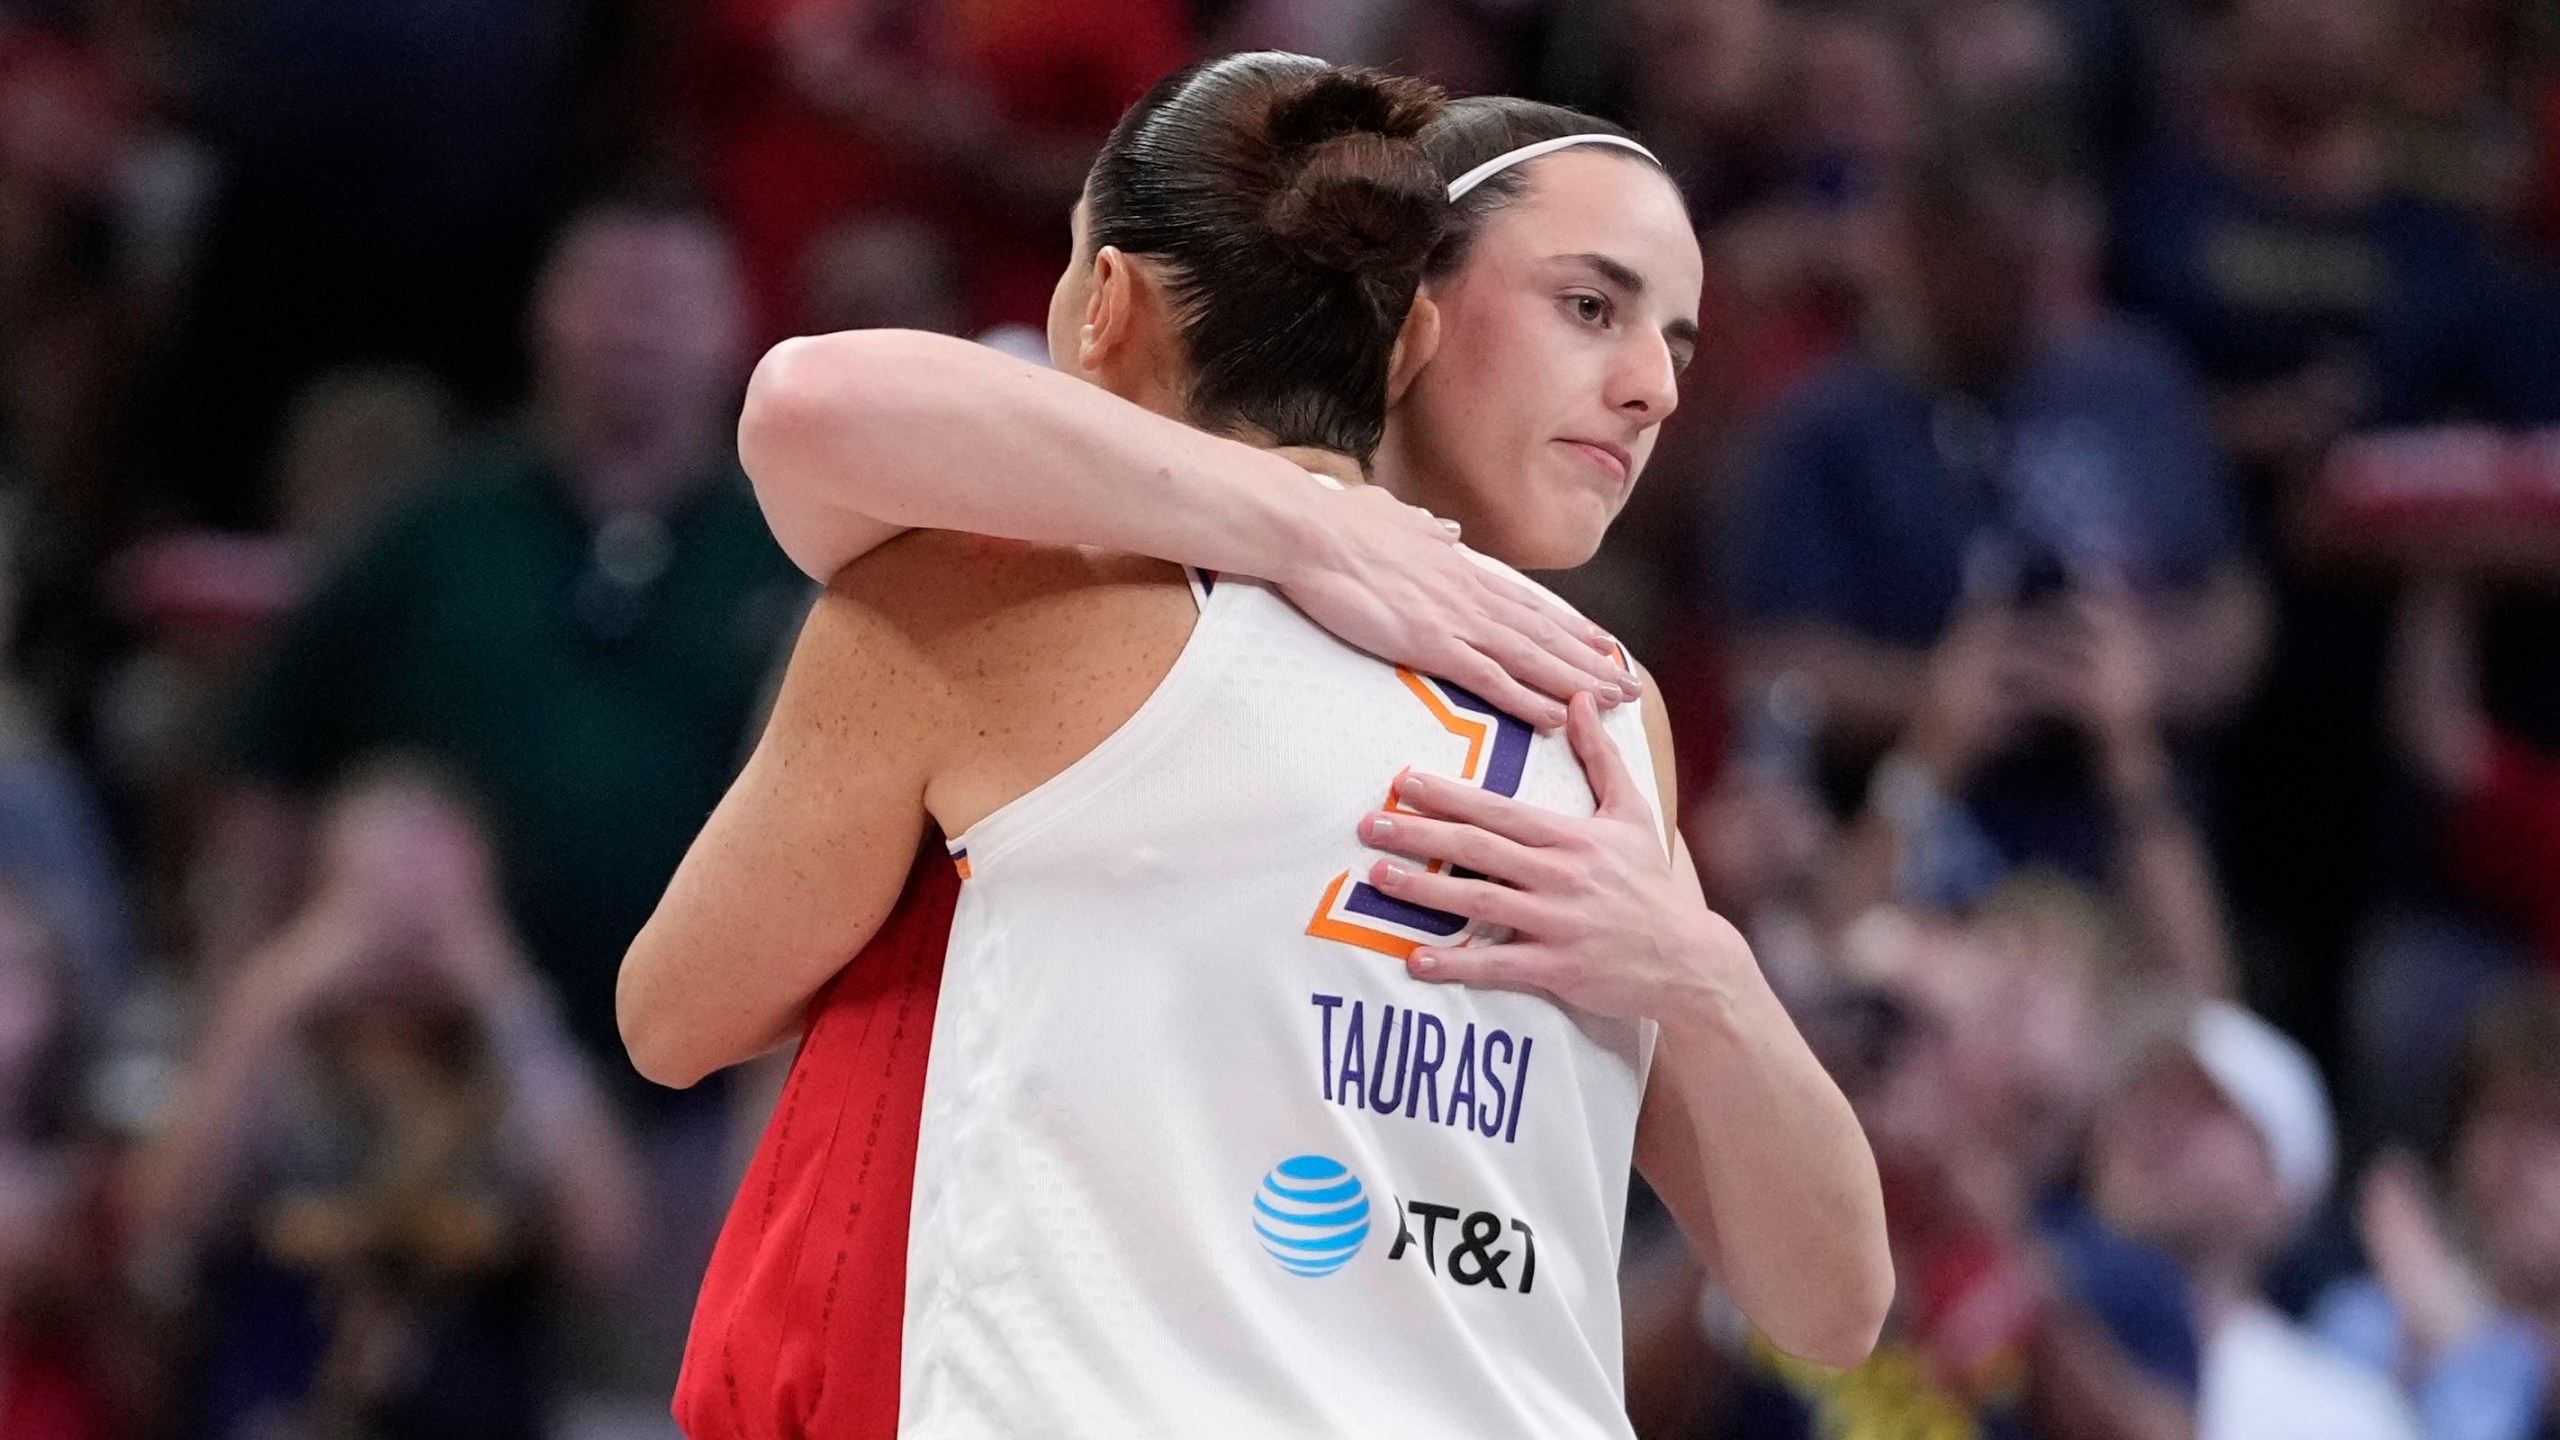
[{"xmin": 946, "ymin": 563, "xmax": 1232, "ymax": 872}]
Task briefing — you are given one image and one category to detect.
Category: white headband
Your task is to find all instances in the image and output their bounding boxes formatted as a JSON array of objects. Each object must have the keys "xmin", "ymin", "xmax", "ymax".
[{"xmin": 1444, "ymin": 134, "xmax": 1661, "ymax": 202}]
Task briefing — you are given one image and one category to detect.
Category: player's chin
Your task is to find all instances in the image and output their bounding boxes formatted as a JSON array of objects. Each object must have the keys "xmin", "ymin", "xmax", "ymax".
[{"xmin": 1509, "ymin": 488, "xmax": 1616, "ymax": 571}]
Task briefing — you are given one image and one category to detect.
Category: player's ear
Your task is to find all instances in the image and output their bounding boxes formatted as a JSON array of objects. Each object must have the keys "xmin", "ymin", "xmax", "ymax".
[
  {"xmin": 1078, "ymin": 245, "xmax": 1132, "ymax": 373},
  {"xmin": 1387, "ymin": 292, "xmax": 1443, "ymax": 407}
]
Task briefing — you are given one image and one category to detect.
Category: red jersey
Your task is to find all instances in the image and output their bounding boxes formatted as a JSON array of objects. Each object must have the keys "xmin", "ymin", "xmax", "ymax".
[{"xmin": 673, "ymin": 848, "xmax": 959, "ymax": 1440}]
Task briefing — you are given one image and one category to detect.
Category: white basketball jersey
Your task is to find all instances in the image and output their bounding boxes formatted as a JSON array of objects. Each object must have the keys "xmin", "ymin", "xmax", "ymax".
[{"xmin": 900, "ymin": 564, "xmax": 1662, "ymax": 1438}]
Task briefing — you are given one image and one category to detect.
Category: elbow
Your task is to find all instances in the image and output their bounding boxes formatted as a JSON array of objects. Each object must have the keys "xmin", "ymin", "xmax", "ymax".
[
  {"xmin": 1765, "ymin": 1246, "xmax": 1896, "ymax": 1370},
  {"xmin": 738, "ymin": 329, "xmax": 946, "ymax": 478},
  {"xmin": 619, "ymin": 1016, "xmax": 707, "ymax": 1093},
  {"xmin": 737, "ymin": 330, "xmax": 951, "ymax": 581},
  {"xmin": 615, "ymin": 954, "xmax": 710, "ymax": 1092},
  {"xmin": 738, "ymin": 334, "xmax": 853, "ymax": 483}
]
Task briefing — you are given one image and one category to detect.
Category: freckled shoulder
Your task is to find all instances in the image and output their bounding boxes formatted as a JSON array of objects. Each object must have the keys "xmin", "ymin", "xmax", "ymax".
[
  {"xmin": 825, "ymin": 530, "xmax": 1191, "ymax": 686},
  {"xmin": 820, "ymin": 530, "xmax": 1202, "ymax": 834}
]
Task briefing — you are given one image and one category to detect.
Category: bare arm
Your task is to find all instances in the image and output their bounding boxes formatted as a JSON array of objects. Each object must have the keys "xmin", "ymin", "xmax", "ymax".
[
  {"xmin": 742, "ymin": 330, "xmax": 1333, "ymax": 584},
  {"xmin": 616, "ymin": 578, "xmax": 948, "ymax": 1089},
  {"xmin": 1623, "ymin": 698, "xmax": 1894, "ymax": 1368},
  {"xmin": 740, "ymin": 330, "xmax": 1633, "ymax": 730}
]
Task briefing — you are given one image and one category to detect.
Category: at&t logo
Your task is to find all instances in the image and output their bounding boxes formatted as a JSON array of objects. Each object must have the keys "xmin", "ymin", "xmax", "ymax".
[{"xmin": 1252, "ymin": 1155, "xmax": 1370, "ymax": 1277}]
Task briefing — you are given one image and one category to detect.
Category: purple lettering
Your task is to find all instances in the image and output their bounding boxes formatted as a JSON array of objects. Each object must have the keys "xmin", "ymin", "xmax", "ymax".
[
  {"xmin": 1505, "ymin": 1036, "xmax": 1533, "ymax": 1143},
  {"xmin": 1479, "ymin": 1030, "xmax": 1513, "ymax": 1138},
  {"xmin": 1338, "ymin": 1001, "xmax": 1367, "ymax": 1107},
  {"xmin": 1448, "ymin": 1024, "xmax": 1479, "ymax": 1132},
  {"xmin": 1405, "ymin": 1013, "xmax": 1447, "ymax": 1122},
  {"xmin": 1368, "ymin": 1006, "xmax": 1412, "ymax": 1114},
  {"xmin": 1310, "ymin": 993, "xmax": 1343, "ymax": 1102}
]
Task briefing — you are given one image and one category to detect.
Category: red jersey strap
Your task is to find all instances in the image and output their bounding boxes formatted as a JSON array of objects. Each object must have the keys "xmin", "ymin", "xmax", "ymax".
[{"xmin": 674, "ymin": 845, "xmax": 960, "ymax": 1440}]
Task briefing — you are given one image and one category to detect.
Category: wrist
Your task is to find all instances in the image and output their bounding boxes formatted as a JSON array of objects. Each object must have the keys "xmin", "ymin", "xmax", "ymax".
[
  {"xmin": 1651, "ymin": 916, "xmax": 1770, "ymax": 1042},
  {"xmin": 1246, "ymin": 459, "xmax": 1346, "ymax": 587}
]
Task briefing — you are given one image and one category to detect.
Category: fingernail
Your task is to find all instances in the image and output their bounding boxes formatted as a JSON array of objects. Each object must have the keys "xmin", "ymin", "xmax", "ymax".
[
  {"xmin": 1411, "ymin": 950, "xmax": 1439, "ymax": 973},
  {"xmin": 1394, "ymin": 773, "xmax": 1421, "ymax": 799},
  {"xmin": 1377, "ymin": 860, "xmax": 1410, "ymax": 884},
  {"xmin": 1441, "ymin": 519, "xmax": 1462, "ymax": 536},
  {"xmin": 1365, "ymin": 813, "xmax": 1395, "ymax": 840}
]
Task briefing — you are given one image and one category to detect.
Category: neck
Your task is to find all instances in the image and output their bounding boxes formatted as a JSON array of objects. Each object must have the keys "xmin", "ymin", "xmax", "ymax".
[{"xmin": 1265, "ymin": 445, "xmax": 1366, "ymax": 489}]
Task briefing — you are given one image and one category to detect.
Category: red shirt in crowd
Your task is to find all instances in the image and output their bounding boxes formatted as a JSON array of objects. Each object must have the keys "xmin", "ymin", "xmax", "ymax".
[
  {"xmin": 686, "ymin": 0, "xmax": 1193, "ymax": 343},
  {"xmin": 2447, "ymin": 728, "xmax": 2560, "ymax": 974}
]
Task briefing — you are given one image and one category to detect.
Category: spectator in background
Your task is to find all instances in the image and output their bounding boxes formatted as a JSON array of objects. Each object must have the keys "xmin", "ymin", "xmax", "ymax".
[
  {"xmin": 1667, "ymin": 0, "xmax": 1921, "ymax": 426},
  {"xmin": 2107, "ymin": 0, "xmax": 2539, "ymax": 1060},
  {"xmin": 2109, "ymin": 0, "xmax": 2540, "ymax": 483},
  {"xmin": 0, "ymin": 489, "xmax": 132, "ymax": 1028},
  {"xmin": 796, "ymin": 212, "xmax": 965, "ymax": 338},
  {"xmin": 0, "ymin": 881, "xmax": 111, "ymax": 1440},
  {"xmin": 1725, "ymin": 135, "xmax": 2265, "ymax": 883},
  {"xmin": 2317, "ymin": 986, "xmax": 2560, "ymax": 1440},
  {"xmin": 1815, "ymin": 567, "xmax": 2240, "ymax": 1002},
  {"xmin": 2393, "ymin": 0, "xmax": 2544, "ymax": 234},
  {"xmin": 0, "ymin": 0, "xmax": 168, "ymax": 495},
  {"xmin": 1708, "ymin": 914, "xmax": 2046, "ymax": 1440},
  {"xmin": 211, "ymin": 199, "xmax": 806, "ymax": 1083},
  {"xmin": 98, "ymin": 366, "xmax": 452, "ymax": 963},
  {"xmin": 0, "ymin": 0, "xmax": 203, "ymax": 717},
  {"xmin": 1704, "ymin": 905, "xmax": 2196, "ymax": 1440},
  {"xmin": 206, "ymin": 199, "xmax": 803, "ymax": 1401},
  {"xmin": 2355, "ymin": 577, "xmax": 2560, "ymax": 1146},
  {"xmin": 682, "ymin": 0, "xmax": 1191, "ymax": 341},
  {"xmin": 124, "ymin": 763, "xmax": 643, "ymax": 1440},
  {"xmin": 1682, "ymin": 715, "xmax": 1836, "ymax": 1006},
  {"xmin": 2089, "ymin": 999, "xmax": 2421, "ymax": 1440}
]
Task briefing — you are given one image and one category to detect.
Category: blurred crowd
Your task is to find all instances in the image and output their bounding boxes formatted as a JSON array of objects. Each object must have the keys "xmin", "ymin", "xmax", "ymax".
[{"xmin": 3, "ymin": 0, "xmax": 2560, "ymax": 1436}]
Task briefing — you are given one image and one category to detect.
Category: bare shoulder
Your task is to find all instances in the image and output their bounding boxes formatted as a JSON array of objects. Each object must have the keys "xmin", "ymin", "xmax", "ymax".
[
  {"xmin": 824, "ymin": 531, "xmax": 1189, "ymax": 676},
  {"xmin": 821, "ymin": 531, "xmax": 1199, "ymax": 833}
]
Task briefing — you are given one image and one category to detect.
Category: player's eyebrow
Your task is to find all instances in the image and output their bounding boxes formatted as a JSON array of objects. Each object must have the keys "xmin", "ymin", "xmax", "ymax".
[
  {"xmin": 1559, "ymin": 252, "xmax": 1647, "ymax": 297},
  {"xmin": 1558, "ymin": 251, "xmax": 1700, "ymax": 371}
]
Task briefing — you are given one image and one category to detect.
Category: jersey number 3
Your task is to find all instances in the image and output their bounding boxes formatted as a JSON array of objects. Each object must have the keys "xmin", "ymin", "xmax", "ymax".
[{"xmin": 1306, "ymin": 670, "xmax": 1534, "ymax": 959}]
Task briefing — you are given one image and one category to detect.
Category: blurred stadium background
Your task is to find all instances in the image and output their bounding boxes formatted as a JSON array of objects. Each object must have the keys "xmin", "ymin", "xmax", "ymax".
[{"xmin": 5, "ymin": 0, "xmax": 2560, "ymax": 1435}]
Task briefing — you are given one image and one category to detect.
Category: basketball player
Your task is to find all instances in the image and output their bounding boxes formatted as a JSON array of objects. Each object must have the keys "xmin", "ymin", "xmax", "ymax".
[{"xmin": 621, "ymin": 58, "xmax": 1889, "ymax": 1436}]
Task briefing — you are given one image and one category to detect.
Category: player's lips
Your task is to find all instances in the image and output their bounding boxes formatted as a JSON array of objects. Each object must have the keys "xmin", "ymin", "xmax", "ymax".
[{"xmin": 1557, "ymin": 437, "xmax": 1632, "ymax": 484}]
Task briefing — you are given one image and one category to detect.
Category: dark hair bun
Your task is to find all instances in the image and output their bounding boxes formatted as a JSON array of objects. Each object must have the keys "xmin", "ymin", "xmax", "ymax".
[
  {"xmin": 1085, "ymin": 54, "xmax": 1449, "ymax": 461},
  {"xmin": 1260, "ymin": 70, "xmax": 1446, "ymax": 275}
]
